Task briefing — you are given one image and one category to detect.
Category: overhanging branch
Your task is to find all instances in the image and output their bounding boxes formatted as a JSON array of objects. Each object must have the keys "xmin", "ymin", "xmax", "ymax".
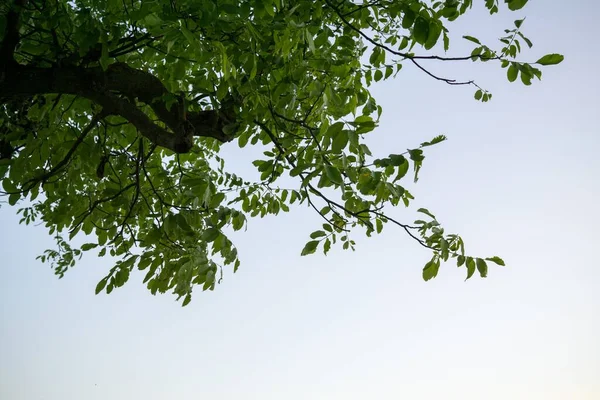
[
  {"xmin": 0, "ymin": 62, "xmax": 238, "ymax": 152},
  {"xmin": 324, "ymin": 0, "xmax": 499, "ymax": 86}
]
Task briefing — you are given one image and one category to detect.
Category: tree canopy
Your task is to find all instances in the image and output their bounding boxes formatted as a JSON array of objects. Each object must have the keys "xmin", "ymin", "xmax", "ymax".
[{"xmin": 0, "ymin": 0, "xmax": 563, "ymax": 304}]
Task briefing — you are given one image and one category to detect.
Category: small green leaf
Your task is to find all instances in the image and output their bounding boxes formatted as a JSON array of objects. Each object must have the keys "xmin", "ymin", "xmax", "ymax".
[
  {"xmin": 535, "ymin": 53, "xmax": 564, "ymax": 66},
  {"xmin": 485, "ymin": 256, "xmax": 505, "ymax": 266},
  {"xmin": 408, "ymin": 149, "xmax": 424, "ymax": 162},
  {"xmin": 520, "ymin": 69, "xmax": 532, "ymax": 85},
  {"xmin": 402, "ymin": 9, "xmax": 416, "ymax": 29},
  {"xmin": 443, "ymin": 31, "xmax": 450, "ymax": 51},
  {"xmin": 417, "ymin": 208, "xmax": 436, "ymax": 219},
  {"xmin": 413, "ymin": 16, "xmax": 430, "ymax": 44},
  {"xmin": 8, "ymin": 193, "xmax": 19, "ymax": 205},
  {"xmin": 476, "ymin": 258, "xmax": 488, "ymax": 277},
  {"xmin": 323, "ymin": 238, "xmax": 331, "ymax": 254},
  {"xmin": 465, "ymin": 257, "xmax": 476, "ymax": 280},
  {"xmin": 324, "ymin": 165, "xmax": 344, "ymax": 186},
  {"xmin": 2, "ymin": 178, "xmax": 17, "ymax": 193},
  {"xmin": 506, "ymin": 0, "xmax": 529, "ymax": 11},
  {"xmin": 422, "ymin": 258, "xmax": 440, "ymax": 281},
  {"xmin": 95, "ymin": 277, "xmax": 108, "ymax": 294},
  {"xmin": 301, "ymin": 240, "xmax": 319, "ymax": 256},
  {"xmin": 99, "ymin": 42, "xmax": 109, "ymax": 71},
  {"xmin": 238, "ymin": 131, "xmax": 249, "ymax": 147},
  {"xmin": 395, "ymin": 158, "xmax": 409, "ymax": 180},
  {"xmin": 201, "ymin": 227, "xmax": 220, "ymax": 242},
  {"xmin": 474, "ymin": 89, "xmax": 483, "ymax": 100},
  {"xmin": 463, "ymin": 35, "xmax": 481, "ymax": 44},
  {"xmin": 369, "ymin": 47, "xmax": 381, "ymax": 65},
  {"xmin": 181, "ymin": 25, "xmax": 201, "ymax": 51},
  {"xmin": 385, "ymin": 66, "xmax": 393, "ymax": 79},
  {"xmin": 331, "ymin": 131, "xmax": 348, "ymax": 154},
  {"xmin": 81, "ymin": 243, "xmax": 98, "ymax": 251},
  {"xmin": 305, "ymin": 30, "xmax": 316, "ymax": 53},
  {"xmin": 420, "ymin": 135, "xmax": 447, "ymax": 148},
  {"xmin": 310, "ymin": 230, "xmax": 326, "ymax": 239},
  {"xmin": 507, "ymin": 63, "xmax": 518, "ymax": 82},
  {"xmin": 389, "ymin": 154, "xmax": 406, "ymax": 166}
]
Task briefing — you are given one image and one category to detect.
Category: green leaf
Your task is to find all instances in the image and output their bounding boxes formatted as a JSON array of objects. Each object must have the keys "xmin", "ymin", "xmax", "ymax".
[
  {"xmin": 301, "ymin": 240, "xmax": 319, "ymax": 256},
  {"xmin": 180, "ymin": 25, "xmax": 200, "ymax": 51},
  {"xmin": 324, "ymin": 165, "xmax": 344, "ymax": 186},
  {"xmin": 95, "ymin": 277, "xmax": 108, "ymax": 294},
  {"xmin": 305, "ymin": 30, "xmax": 316, "ymax": 53},
  {"xmin": 99, "ymin": 42, "xmax": 109, "ymax": 71},
  {"xmin": 413, "ymin": 17, "xmax": 430, "ymax": 44},
  {"xmin": 402, "ymin": 9, "xmax": 416, "ymax": 29},
  {"xmin": 463, "ymin": 35, "xmax": 481, "ymax": 44},
  {"xmin": 8, "ymin": 193, "xmax": 19, "ymax": 206},
  {"xmin": 201, "ymin": 228, "xmax": 220, "ymax": 242},
  {"xmin": 376, "ymin": 218, "xmax": 383, "ymax": 233},
  {"xmin": 485, "ymin": 256, "xmax": 505, "ymax": 266},
  {"xmin": 422, "ymin": 258, "xmax": 440, "ymax": 281},
  {"xmin": 514, "ymin": 18, "xmax": 525, "ymax": 28},
  {"xmin": 369, "ymin": 47, "xmax": 381, "ymax": 65},
  {"xmin": 535, "ymin": 53, "xmax": 564, "ymax": 66},
  {"xmin": 2, "ymin": 178, "xmax": 17, "ymax": 193},
  {"xmin": 506, "ymin": 0, "xmax": 528, "ymax": 11},
  {"xmin": 476, "ymin": 258, "xmax": 488, "ymax": 278},
  {"xmin": 443, "ymin": 31, "xmax": 450, "ymax": 51},
  {"xmin": 385, "ymin": 66, "xmax": 393, "ymax": 79},
  {"xmin": 310, "ymin": 230, "xmax": 326, "ymax": 239},
  {"xmin": 420, "ymin": 135, "xmax": 447, "ymax": 147},
  {"xmin": 465, "ymin": 257, "xmax": 476, "ymax": 280},
  {"xmin": 417, "ymin": 208, "xmax": 436, "ymax": 219},
  {"xmin": 81, "ymin": 243, "xmax": 98, "ymax": 251},
  {"xmin": 520, "ymin": 69, "xmax": 532, "ymax": 85},
  {"xmin": 507, "ymin": 63, "xmax": 518, "ymax": 82},
  {"xmin": 389, "ymin": 154, "xmax": 406, "ymax": 166},
  {"xmin": 408, "ymin": 149, "xmax": 424, "ymax": 162},
  {"xmin": 323, "ymin": 238, "xmax": 331, "ymax": 255},
  {"xmin": 331, "ymin": 130, "xmax": 348, "ymax": 154},
  {"xmin": 395, "ymin": 158, "xmax": 409, "ymax": 180}
]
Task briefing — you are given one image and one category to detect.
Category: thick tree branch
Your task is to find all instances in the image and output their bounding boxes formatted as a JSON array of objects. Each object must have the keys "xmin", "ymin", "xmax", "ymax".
[
  {"xmin": 0, "ymin": 0, "xmax": 27, "ymax": 76},
  {"xmin": 0, "ymin": 62, "xmax": 237, "ymax": 152}
]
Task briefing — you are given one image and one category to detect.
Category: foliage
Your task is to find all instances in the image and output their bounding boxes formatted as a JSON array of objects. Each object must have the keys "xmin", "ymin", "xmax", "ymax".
[{"xmin": 0, "ymin": 0, "xmax": 562, "ymax": 304}]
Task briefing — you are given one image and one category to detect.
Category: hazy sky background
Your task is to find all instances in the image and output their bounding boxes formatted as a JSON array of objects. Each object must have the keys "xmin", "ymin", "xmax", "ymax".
[{"xmin": 1, "ymin": 1, "xmax": 599, "ymax": 399}]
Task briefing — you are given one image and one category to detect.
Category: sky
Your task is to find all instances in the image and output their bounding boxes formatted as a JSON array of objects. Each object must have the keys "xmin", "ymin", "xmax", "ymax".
[{"xmin": 1, "ymin": 1, "xmax": 599, "ymax": 399}]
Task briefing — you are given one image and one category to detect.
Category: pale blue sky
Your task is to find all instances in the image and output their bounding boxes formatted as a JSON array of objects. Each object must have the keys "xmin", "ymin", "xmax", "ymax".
[{"xmin": 1, "ymin": 1, "xmax": 599, "ymax": 399}]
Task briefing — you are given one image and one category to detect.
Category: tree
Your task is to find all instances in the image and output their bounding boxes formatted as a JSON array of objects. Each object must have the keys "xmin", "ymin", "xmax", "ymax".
[{"xmin": 0, "ymin": 0, "xmax": 562, "ymax": 304}]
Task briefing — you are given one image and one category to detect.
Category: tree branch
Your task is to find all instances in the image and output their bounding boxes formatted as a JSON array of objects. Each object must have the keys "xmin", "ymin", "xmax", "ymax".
[
  {"xmin": 0, "ymin": 0, "xmax": 27, "ymax": 76},
  {"xmin": 324, "ymin": 0, "xmax": 498, "ymax": 85},
  {"xmin": 0, "ymin": 62, "xmax": 237, "ymax": 152},
  {"xmin": 22, "ymin": 112, "xmax": 105, "ymax": 192}
]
